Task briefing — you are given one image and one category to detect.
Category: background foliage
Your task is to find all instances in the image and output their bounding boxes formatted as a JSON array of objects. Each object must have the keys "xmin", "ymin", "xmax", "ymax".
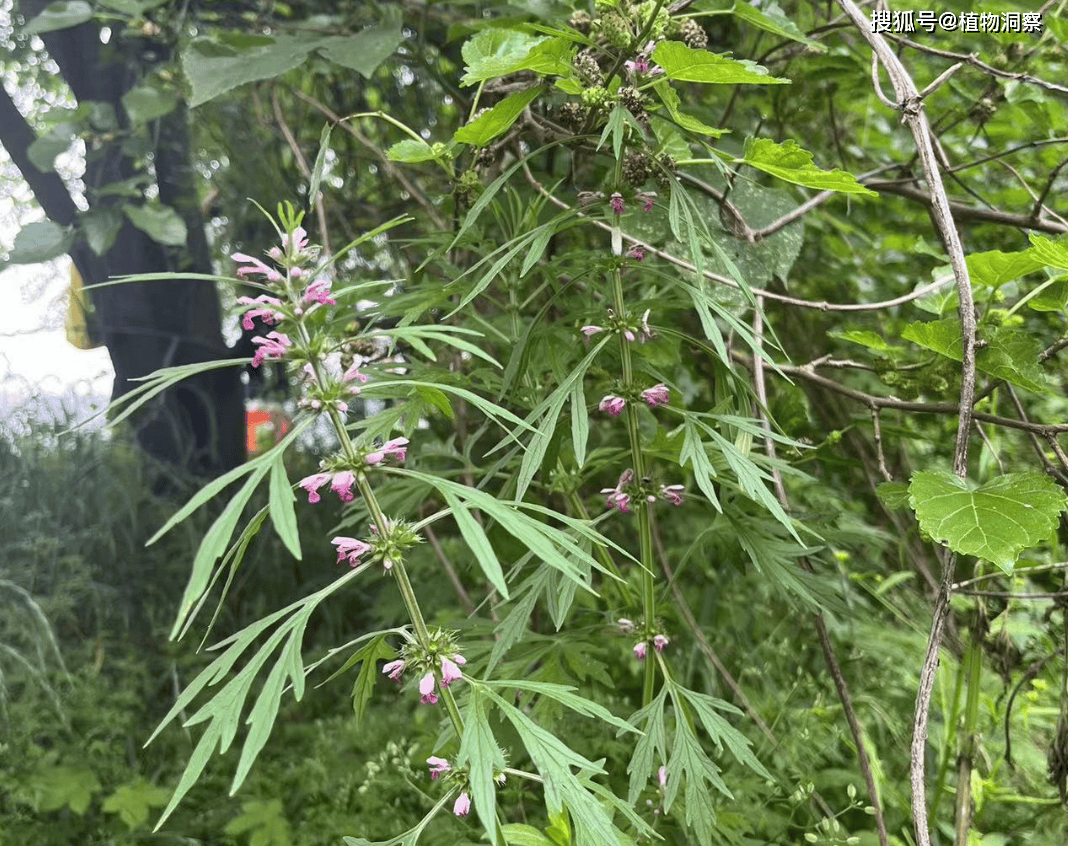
[{"xmin": 3, "ymin": 1, "xmax": 1068, "ymax": 845}]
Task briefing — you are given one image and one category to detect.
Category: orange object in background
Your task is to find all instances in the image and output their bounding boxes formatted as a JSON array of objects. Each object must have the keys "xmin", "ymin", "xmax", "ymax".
[{"xmin": 245, "ymin": 402, "xmax": 291, "ymax": 456}]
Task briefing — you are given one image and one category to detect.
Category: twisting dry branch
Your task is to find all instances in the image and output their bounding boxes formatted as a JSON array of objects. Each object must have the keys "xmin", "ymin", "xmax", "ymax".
[{"xmin": 836, "ymin": 6, "xmax": 978, "ymax": 842}]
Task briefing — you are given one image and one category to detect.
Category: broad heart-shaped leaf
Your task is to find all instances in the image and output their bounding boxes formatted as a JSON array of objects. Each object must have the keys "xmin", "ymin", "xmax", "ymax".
[
  {"xmin": 460, "ymin": 30, "xmax": 571, "ymax": 86},
  {"xmin": 181, "ymin": 34, "xmax": 324, "ymax": 107},
  {"xmin": 315, "ymin": 6, "xmax": 403, "ymax": 77},
  {"xmin": 455, "ymin": 86, "xmax": 544, "ymax": 147},
  {"xmin": 122, "ymin": 203, "xmax": 188, "ymax": 247},
  {"xmin": 901, "ymin": 318, "xmax": 1050, "ymax": 394},
  {"xmin": 741, "ymin": 138, "xmax": 876, "ymax": 195},
  {"xmin": 1029, "ymin": 233, "xmax": 1068, "ymax": 271},
  {"xmin": 730, "ymin": 1, "xmax": 826, "ymax": 50},
  {"xmin": 7, "ymin": 220, "xmax": 72, "ymax": 264},
  {"xmin": 652, "ymin": 41, "xmax": 789, "ymax": 85},
  {"xmin": 386, "ymin": 139, "xmax": 439, "ymax": 163},
  {"xmin": 909, "ymin": 471, "xmax": 1067, "ymax": 572},
  {"xmin": 966, "ymin": 248, "xmax": 1043, "ymax": 288},
  {"xmin": 22, "ymin": 1, "xmax": 91, "ymax": 35},
  {"xmin": 652, "ymin": 81, "xmax": 727, "ymax": 137}
]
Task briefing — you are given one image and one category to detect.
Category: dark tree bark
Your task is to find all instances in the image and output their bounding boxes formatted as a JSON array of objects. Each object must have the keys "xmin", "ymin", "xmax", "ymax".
[{"xmin": 4, "ymin": 4, "xmax": 246, "ymax": 479}]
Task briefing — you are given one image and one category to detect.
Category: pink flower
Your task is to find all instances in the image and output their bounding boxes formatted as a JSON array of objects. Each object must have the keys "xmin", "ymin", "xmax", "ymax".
[
  {"xmin": 236, "ymin": 295, "xmax": 284, "ymax": 330},
  {"xmin": 440, "ymin": 655, "xmax": 464, "ymax": 686},
  {"xmin": 581, "ymin": 325, "xmax": 605, "ymax": 338},
  {"xmin": 658, "ymin": 766, "xmax": 668, "ymax": 787},
  {"xmin": 343, "ymin": 363, "xmax": 369, "ymax": 384},
  {"xmin": 283, "ymin": 227, "xmax": 309, "ymax": 254},
  {"xmin": 232, "ymin": 252, "xmax": 282, "ymax": 282},
  {"xmin": 618, "ymin": 618, "xmax": 635, "ymax": 634},
  {"xmin": 641, "ymin": 384, "xmax": 670, "ymax": 408},
  {"xmin": 604, "ymin": 490, "xmax": 632, "ymax": 513},
  {"xmin": 365, "ymin": 437, "xmax": 409, "ymax": 466},
  {"xmin": 654, "ymin": 634, "xmax": 669, "ymax": 652},
  {"xmin": 610, "ymin": 193, "xmax": 624, "ymax": 215},
  {"xmin": 331, "ymin": 470, "xmax": 356, "ymax": 502},
  {"xmin": 427, "ymin": 756, "xmax": 451, "ymax": 779},
  {"xmin": 453, "ymin": 792, "xmax": 471, "ymax": 817},
  {"xmin": 599, "ymin": 395, "xmax": 626, "ymax": 416},
  {"xmin": 624, "ymin": 57, "xmax": 649, "ymax": 74},
  {"xmin": 303, "ymin": 278, "xmax": 336, "ymax": 306},
  {"xmin": 633, "ymin": 641, "xmax": 647, "ymax": 661},
  {"xmin": 623, "ymin": 328, "xmax": 637, "ymax": 342},
  {"xmin": 419, "ymin": 672, "xmax": 438, "ymax": 705},
  {"xmin": 332, "ymin": 536, "xmax": 371, "ymax": 566},
  {"xmin": 637, "ymin": 192, "xmax": 657, "ymax": 212},
  {"xmin": 660, "ymin": 484, "xmax": 684, "ymax": 506},
  {"xmin": 626, "ymin": 245, "xmax": 645, "ymax": 262},
  {"xmin": 250, "ymin": 331, "xmax": 291, "ymax": 368},
  {"xmin": 298, "ymin": 472, "xmax": 332, "ymax": 504},
  {"xmin": 382, "ymin": 659, "xmax": 405, "ymax": 681}
]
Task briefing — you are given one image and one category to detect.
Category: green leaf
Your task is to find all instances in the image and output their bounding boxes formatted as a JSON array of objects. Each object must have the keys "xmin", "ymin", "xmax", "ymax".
[
  {"xmin": 674, "ymin": 684, "xmax": 772, "ymax": 780},
  {"xmin": 1029, "ymin": 278, "xmax": 1068, "ymax": 312},
  {"xmin": 909, "ymin": 471, "xmax": 1067, "ymax": 572},
  {"xmin": 1029, "ymin": 233, "xmax": 1068, "ymax": 271},
  {"xmin": 121, "ymin": 83, "xmax": 179, "ymax": 124},
  {"xmin": 442, "ymin": 489, "xmax": 509, "ymax": 598},
  {"xmin": 730, "ymin": 1, "xmax": 826, "ymax": 49},
  {"xmin": 102, "ymin": 780, "xmax": 171, "ymax": 830},
  {"xmin": 268, "ymin": 453, "xmax": 301, "ymax": 560},
  {"xmin": 350, "ymin": 635, "xmax": 395, "ymax": 724},
  {"xmin": 308, "ymin": 122, "xmax": 332, "ymax": 206},
  {"xmin": 122, "ymin": 203, "xmax": 188, "ymax": 247},
  {"xmin": 652, "ymin": 81, "xmax": 727, "ymax": 137},
  {"xmin": 742, "ymin": 138, "xmax": 876, "ymax": 195},
  {"xmin": 485, "ymin": 679, "xmax": 639, "ymax": 734},
  {"xmin": 502, "ymin": 824, "xmax": 556, "ymax": 846},
  {"xmin": 966, "ymin": 249, "xmax": 1043, "ymax": 288},
  {"xmin": 876, "ymin": 481, "xmax": 911, "ymax": 509},
  {"xmin": 7, "ymin": 220, "xmax": 71, "ymax": 264},
  {"xmin": 902, "ymin": 319, "xmax": 1050, "ymax": 394},
  {"xmin": 652, "ymin": 41, "xmax": 789, "ymax": 85},
  {"xmin": 315, "ymin": 6, "xmax": 404, "ymax": 77},
  {"xmin": 488, "ymin": 566, "xmax": 549, "ymax": 672},
  {"xmin": 679, "ymin": 418, "xmax": 721, "ymax": 509},
  {"xmin": 624, "ymin": 687, "xmax": 669, "ymax": 803},
  {"xmin": 570, "ymin": 377, "xmax": 588, "ymax": 468},
  {"xmin": 81, "ymin": 207, "xmax": 123, "ymax": 255},
  {"xmin": 461, "ymin": 32, "xmax": 571, "ymax": 86},
  {"xmin": 31, "ymin": 765, "xmax": 100, "ymax": 814},
  {"xmin": 829, "ymin": 329, "xmax": 900, "ymax": 353},
  {"xmin": 22, "ymin": 1, "xmax": 92, "ymax": 35},
  {"xmin": 27, "ymin": 131, "xmax": 73, "ymax": 173},
  {"xmin": 455, "ymin": 86, "xmax": 544, "ymax": 147},
  {"xmin": 181, "ymin": 34, "xmax": 324, "ymax": 107},
  {"xmin": 457, "ymin": 688, "xmax": 506, "ymax": 843},
  {"xmin": 386, "ymin": 139, "xmax": 439, "ymax": 163},
  {"xmin": 223, "ymin": 799, "xmax": 291, "ymax": 846}
]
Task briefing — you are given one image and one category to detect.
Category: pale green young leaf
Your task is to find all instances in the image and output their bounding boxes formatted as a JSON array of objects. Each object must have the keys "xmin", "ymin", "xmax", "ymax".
[
  {"xmin": 652, "ymin": 81, "xmax": 727, "ymax": 137},
  {"xmin": 674, "ymin": 684, "xmax": 772, "ymax": 780},
  {"xmin": 7, "ymin": 220, "xmax": 72, "ymax": 264},
  {"xmin": 22, "ymin": 1, "xmax": 92, "ymax": 35},
  {"xmin": 386, "ymin": 138, "xmax": 439, "ymax": 163},
  {"xmin": 652, "ymin": 41, "xmax": 789, "ymax": 85},
  {"xmin": 455, "ymin": 87, "xmax": 545, "ymax": 147},
  {"xmin": 485, "ymin": 679, "xmax": 639, "ymax": 734},
  {"xmin": 679, "ymin": 418, "xmax": 721, "ymax": 509},
  {"xmin": 461, "ymin": 34, "xmax": 571, "ymax": 86},
  {"xmin": 741, "ymin": 138, "xmax": 876, "ymax": 195},
  {"xmin": 268, "ymin": 454, "xmax": 301, "ymax": 560},
  {"xmin": 457, "ymin": 688, "xmax": 506, "ymax": 843},
  {"xmin": 876, "ymin": 481, "xmax": 911, "ymax": 509},
  {"xmin": 442, "ymin": 490, "xmax": 509, "ymax": 598},
  {"xmin": 342, "ymin": 794, "xmax": 452, "ymax": 846},
  {"xmin": 828, "ymin": 329, "xmax": 900, "ymax": 353},
  {"xmin": 102, "ymin": 780, "xmax": 171, "ymax": 831},
  {"xmin": 666, "ymin": 706, "xmax": 726, "ymax": 844},
  {"xmin": 375, "ymin": 325, "xmax": 502, "ymax": 368},
  {"xmin": 570, "ymin": 378, "xmax": 588, "ymax": 468},
  {"xmin": 223, "ymin": 799, "xmax": 291, "ymax": 846},
  {"xmin": 314, "ymin": 5, "xmax": 404, "ymax": 77},
  {"xmin": 182, "ymin": 33, "xmax": 323, "ymax": 107},
  {"xmin": 909, "ymin": 470, "xmax": 1067, "ymax": 572},
  {"xmin": 1029, "ymin": 233, "xmax": 1068, "ymax": 270},
  {"xmin": 502, "ymin": 824, "xmax": 556, "ymax": 846},
  {"xmin": 488, "ymin": 564, "xmax": 550, "ymax": 672}
]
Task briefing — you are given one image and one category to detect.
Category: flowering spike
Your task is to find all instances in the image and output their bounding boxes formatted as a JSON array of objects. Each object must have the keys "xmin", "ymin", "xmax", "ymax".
[
  {"xmin": 610, "ymin": 192, "xmax": 624, "ymax": 214},
  {"xmin": 250, "ymin": 331, "xmax": 291, "ymax": 368},
  {"xmin": 232, "ymin": 252, "xmax": 282, "ymax": 282},
  {"xmin": 303, "ymin": 278, "xmax": 336, "ymax": 306},
  {"xmin": 599, "ymin": 395, "xmax": 626, "ymax": 416}
]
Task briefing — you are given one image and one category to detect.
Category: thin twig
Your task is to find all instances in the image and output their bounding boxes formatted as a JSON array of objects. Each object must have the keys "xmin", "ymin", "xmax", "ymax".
[
  {"xmin": 836, "ymin": 4, "xmax": 978, "ymax": 844},
  {"xmin": 953, "ymin": 562, "xmax": 1068, "ymax": 590}
]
